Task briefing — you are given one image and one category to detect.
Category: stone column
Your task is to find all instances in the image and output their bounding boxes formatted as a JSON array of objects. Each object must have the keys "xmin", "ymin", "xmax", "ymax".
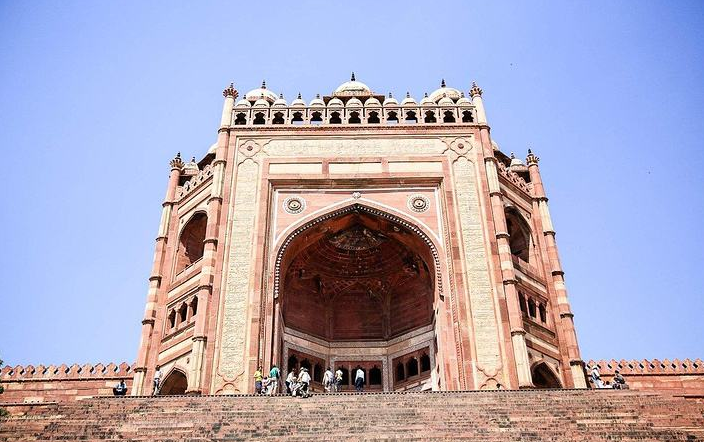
[
  {"xmin": 472, "ymin": 82, "xmax": 532, "ymax": 388},
  {"xmin": 131, "ymin": 153, "xmax": 184, "ymax": 395},
  {"xmin": 527, "ymin": 150, "xmax": 587, "ymax": 388},
  {"xmin": 186, "ymin": 83, "xmax": 237, "ymax": 394}
]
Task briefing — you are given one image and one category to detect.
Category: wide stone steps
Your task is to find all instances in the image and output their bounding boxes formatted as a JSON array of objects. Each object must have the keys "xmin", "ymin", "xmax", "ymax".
[{"xmin": 2, "ymin": 389, "xmax": 703, "ymax": 441}]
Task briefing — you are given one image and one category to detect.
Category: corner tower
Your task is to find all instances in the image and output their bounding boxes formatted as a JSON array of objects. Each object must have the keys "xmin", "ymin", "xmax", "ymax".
[{"xmin": 132, "ymin": 76, "xmax": 588, "ymax": 395}]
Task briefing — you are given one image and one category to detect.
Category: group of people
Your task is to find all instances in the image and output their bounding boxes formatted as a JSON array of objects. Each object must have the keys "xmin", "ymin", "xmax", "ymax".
[
  {"xmin": 589, "ymin": 365, "xmax": 628, "ymax": 389},
  {"xmin": 254, "ymin": 365, "xmax": 368, "ymax": 398}
]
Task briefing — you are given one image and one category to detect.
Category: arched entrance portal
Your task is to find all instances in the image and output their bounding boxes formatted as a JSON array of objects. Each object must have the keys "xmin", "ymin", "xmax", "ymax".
[
  {"xmin": 275, "ymin": 205, "xmax": 438, "ymax": 392},
  {"xmin": 531, "ymin": 362, "xmax": 563, "ymax": 389},
  {"xmin": 159, "ymin": 369, "xmax": 188, "ymax": 395}
]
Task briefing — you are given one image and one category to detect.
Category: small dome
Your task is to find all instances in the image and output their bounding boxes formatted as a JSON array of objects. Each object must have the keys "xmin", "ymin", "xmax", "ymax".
[
  {"xmin": 183, "ymin": 157, "xmax": 199, "ymax": 175},
  {"xmin": 509, "ymin": 153, "xmax": 525, "ymax": 168},
  {"xmin": 364, "ymin": 97, "xmax": 381, "ymax": 107},
  {"xmin": 291, "ymin": 93, "xmax": 306, "ymax": 107},
  {"xmin": 383, "ymin": 93, "xmax": 398, "ymax": 106},
  {"xmin": 456, "ymin": 92, "xmax": 472, "ymax": 105},
  {"xmin": 333, "ymin": 72, "xmax": 372, "ymax": 97},
  {"xmin": 310, "ymin": 94, "xmax": 325, "ymax": 107},
  {"xmin": 235, "ymin": 98, "xmax": 251, "ymax": 108},
  {"xmin": 401, "ymin": 92, "xmax": 417, "ymax": 106},
  {"xmin": 420, "ymin": 93, "xmax": 433, "ymax": 106},
  {"xmin": 273, "ymin": 94, "xmax": 287, "ymax": 107},
  {"xmin": 328, "ymin": 97, "xmax": 344, "ymax": 107},
  {"xmin": 253, "ymin": 96, "xmax": 270, "ymax": 107},
  {"xmin": 346, "ymin": 97, "xmax": 363, "ymax": 108},
  {"xmin": 245, "ymin": 80, "xmax": 278, "ymax": 103},
  {"xmin": 429, "ymin": 79, "xmax": 462, "ymax": 103},
  {"xmin": 438, "ymin": 95, "xmax": 454, "ymax": 106}
]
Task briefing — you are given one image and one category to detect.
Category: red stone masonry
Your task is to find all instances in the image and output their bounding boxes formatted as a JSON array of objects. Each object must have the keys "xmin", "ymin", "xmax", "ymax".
[
  {"xmin": 588, "ymin": 358, "xmax": 704, "ymax": 397},
  {"xmin": 0, "ymin": 362, "xmax": 134, "ymax": 405}
]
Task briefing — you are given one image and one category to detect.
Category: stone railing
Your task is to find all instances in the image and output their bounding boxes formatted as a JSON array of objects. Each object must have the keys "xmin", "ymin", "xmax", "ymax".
[
  {"xmin": 176, "ymin": 164, "xmax": 213, "ymax": 201},
  {"xmin": 496, "ymin": 161, "xmax": 531, "ymax": 195},
  {"xmin": 229, "ymin": 103, "xmax": 477, "ymax": 127},
  {"xmin": 587, "ymin": 358, "xmax": 703, "ymax": 375},
  {"xmin": 1, "ymin": 362, "xmax": 134, "ymax": 380}
]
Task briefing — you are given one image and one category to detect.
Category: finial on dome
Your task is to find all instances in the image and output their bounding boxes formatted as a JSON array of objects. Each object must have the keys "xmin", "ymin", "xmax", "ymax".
[
  {"xmin": 279, "ymin": 93, "xmax": 284, "ymax": 99},
  {"xmin": 261, "ymin": 80, "xmax": 267, "ymax": 89},
  {"xmin": 170, "ymin": 152, "xmax": 184, "ymax": 170},
  {"xmin": 461, "ymin": 92, "xmax": 465, "ymax": 98},
  {"xmin": 510, "ymin": 152, "xmax": 515, "ymax": 159},
  {"xmin": 406, "ymin": 91, "xmax": 410, "ymax": 98},
  {"xmin": 470, "ymin": 81, "xmax": 483, "ymax": 98},
  {"xmin": 441, "ymin": 79, "xmax": 446, "ymax": 88},
  {"xmin": 222, "ymin": 82, "xmax": 238, "ymax": 98},
  {"xmin": 316, "ymin": 93, "xmax": 320, "ymax": 99},
  {"xmin": 351, "ymin": 72, "xmax": 356, "ymax": 81},
  {"xmin": 388, "ymin": 92, "xmax": 393, "ymax": 98},
  {"xmin": 424, "ymin": 92, "xmax": 428, "ymax": 97},
  {"xmin": 191, "ymin": 156, "xmax": 196, "ymax": 163},
  {"xmin": 526, "ymin": 148, "xmax": 540, "ymax": 166},
  {"xmin": 297, "ymin": 92, "xmax": 302, "ymax": 99}
]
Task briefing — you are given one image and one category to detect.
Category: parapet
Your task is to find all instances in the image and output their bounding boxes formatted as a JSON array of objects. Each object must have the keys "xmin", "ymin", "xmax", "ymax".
[
  {"xmin": 587, "ymin": 358, "xmax": 703, "ymax": 375},
  {"xmin": 0, "ymin": 362, "xmax": 134, "ymax": 381}
]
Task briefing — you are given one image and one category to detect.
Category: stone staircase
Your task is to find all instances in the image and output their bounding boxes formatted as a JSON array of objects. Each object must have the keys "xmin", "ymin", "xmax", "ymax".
[{"xmin": 2, "ymin": 389, "xmax": 703, "ymax": 441}]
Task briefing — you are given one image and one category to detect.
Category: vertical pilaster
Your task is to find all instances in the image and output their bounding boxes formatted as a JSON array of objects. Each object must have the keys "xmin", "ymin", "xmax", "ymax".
[
  {"xmin": 472, "ymin": 82, "xmax": 532, "ymax": 388},
  {"xmin": 131, "ymin": 153, "xmax": 184, "ymax": 395},
  {"xmin": 527, "ymin": 150, "xmax": 587, "ymax": 388},
  {"xmin": 186, "ymin": 83, "xmax": 237, "ymax": 394}
]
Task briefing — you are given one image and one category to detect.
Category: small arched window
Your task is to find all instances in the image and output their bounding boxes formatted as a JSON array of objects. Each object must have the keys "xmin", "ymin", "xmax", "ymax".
[
  {"xmin": 406, "ymin": 357, "xmax": 419, "ymax": 377},
  {"xmin": 253, "ymin": 112, "xmax": 266, "ymax": 125},
  {"xmin": 396, "ymin": 362, "xmax": 405, "ymax": 381},
  {"xmin": 234, "ymin": 113, "xmax": 247, "ymax": 125},
  {"xmin": 190, "ymin": 297, "xmax": 198, "ymax": 318},
  {"xmin": 424, "ymin": 111, "xmax": 436, "ymax": 123},
  {"xmin": 329, "ymin": 112, "xmax": 342, "ymax": 124},
  {"xmin": 348, "ymin": 111, "xmax": 361, "ymax": 124},
  {"xmin": 272, "ymin": 112, "xmax": 285, "ymax": 124},
  {"xmin": 539, "ymin": 303, "xmax": 547, "ymax": 323},
  {"xmin": 178, "ymin": 303, "xmax": 188, "ymax": 323},
  {"xmin": 175, "ymin": 212, "xmax": 207, "ymax": 272},
  {"xmin": 519, "ymin": 293, "xmax": 527, "ymax": 317},
  {"xmin": 462, "ymin": 110, "xmax": 474, "ymax": 123},
  {"xmin": 367, "ymin": 111, "xmax": 380, "ymax": 124},
  {"xmin": 405, "ymin": 111, "xmax": 417, "ymax": 123},
  {"xmin": 528, "ymin": 298, "xmax": 536, "ymax": 318},
  {"xmin": 386, "ymin": 111, "xmax": 398, "ymax": 124},
  {"xmin": 167, "ymin": 310, "xmax": 176, "ymax": 329},
  {"xmin": 505, "ymin": 209, "xmax": 531, "ymax": 263},
  {"xmin": 420, "ymin": 353, "xmax": 431, "ymax": 372},
  {"xmin": 443, "ymin": 110, "xmax": 456, "ymax": 123},
  {"xmin": 369, "ymin": 366, "xmax": 382, "ymax": 385},
  {"xmin": 310, "ymin": 111, "xmax": 323, "ymax": 124},
  {"xmin": 291, "ymin": 112, "xmax": 304, "ymax": 125},
  {"xmin": 340, "ymin": 367, "xmax": 349, "ymax": 386}
]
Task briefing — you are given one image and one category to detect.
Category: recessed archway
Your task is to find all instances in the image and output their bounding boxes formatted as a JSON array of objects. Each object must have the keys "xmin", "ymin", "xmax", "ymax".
[
  {"xmin": 531, "ymin": 362, "xmax": 562, "ymax": 389},
  {"xmin": 159, "ymin": 368, "xmax": 188, "ymax": 395}
]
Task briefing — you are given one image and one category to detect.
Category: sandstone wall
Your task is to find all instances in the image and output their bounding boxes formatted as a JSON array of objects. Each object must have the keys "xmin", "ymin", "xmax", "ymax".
[{"xmin": 0, "ymin": 363, "xmax": 134, "ymax": 405}]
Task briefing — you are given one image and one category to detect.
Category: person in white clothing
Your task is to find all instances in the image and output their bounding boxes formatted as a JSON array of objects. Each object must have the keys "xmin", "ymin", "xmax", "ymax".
[
  {"xmin": 354, "ymin": 366, "xmax": 365, "ymax": 392},
  {"xmin": 152, "ymin": 366, "xmax": 162, "ymax": 395},
  {"xmin": 298, "ymin": 367, "xmax": 311, "ymax": 398},
  {"xmin": 322, "ymin": 367, "xmax": 334, "ymax": 393},
  {"xmin": 334, "ymin": 368, "xmax": 343, "ymax": 392},
  {"xmin": 285, "ymin": 369, "xmax": 296, "ymax": 395}
]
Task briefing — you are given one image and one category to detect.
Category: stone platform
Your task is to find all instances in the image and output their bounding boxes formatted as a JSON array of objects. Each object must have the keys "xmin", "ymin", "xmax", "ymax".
[{"xmin": 1, "ymin": 389, "xmax": 703, "ymax": 441}]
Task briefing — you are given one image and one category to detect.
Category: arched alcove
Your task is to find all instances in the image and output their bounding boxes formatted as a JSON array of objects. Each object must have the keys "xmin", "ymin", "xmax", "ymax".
[
  {"xmin": 531, "ymin": 362, "xmax": 562, "ymax": 389},
  {"xmin": 159, "ymin": 369, "xmax": 188, "ymax": 395},
  {"xmin": 175, "ymin": 212, "xmax": 207, "ymax": 272}
]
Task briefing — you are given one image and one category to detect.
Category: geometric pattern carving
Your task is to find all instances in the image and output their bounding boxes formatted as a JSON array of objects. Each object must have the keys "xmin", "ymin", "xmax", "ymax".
[
  {"xmin": 283, "ymin": 196, "xmax": 306, "ymax": 215},
  {"xmin": 407, "ymin": 194, "xmax": 430, "ymax": 213}
]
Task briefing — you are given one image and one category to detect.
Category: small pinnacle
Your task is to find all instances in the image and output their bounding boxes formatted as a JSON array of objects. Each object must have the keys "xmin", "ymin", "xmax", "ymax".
[
  {"xmin": 297, "ymin": 92, "xmax": 302, "ymax": 99},
  {"xmin": 510, "ymin": 152, "xmax": 515, "ymax": 159},
  {"xmin": 441, "ymin": 79, "xmax": 446, "ymax": 87},
  {"xmin": 406, "ymin": 91, "xmax": 410, "ymax": 98},
  {"xmin": 424, "ymin": 92, "xmax": 428, "ymax": 97},
  {"xmin": 388, "ymin": 92, "xmax": 393, "ymax": 98},
  {"xmin": 191, "ymin": 156, "xmax": 196, "ymax": 162},
  {"xmin": 176, "ymin": 152, "xmax": 181, "ymax": 159},
  {"xmin": 461, "ymin": 92, "xmax": 465, "ymax": 97},
  {"xmin": 528, "ymin": 149, "xmax": 532, "ymax": 154},
  {"xmin": 351, "ymin": 72, "xmax": 356, "ymax": 81},
  {"xmin": 279, "ymin": 93, "xmax": 284, "ymax": 99},
  {"xmin": 261, "ymin": 80, "xmax": 266, "ymax": 88},
  {"xmin": 316, "ymin": 93, "xmax": 320, "ymax": 98}
]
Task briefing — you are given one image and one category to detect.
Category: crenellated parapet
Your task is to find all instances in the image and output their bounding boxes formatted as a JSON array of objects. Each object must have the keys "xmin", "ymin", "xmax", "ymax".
[
  {"xmin": 496, "ymin": 160, "xmax": 532, "ymax": 195},
  {"xmin": 175, "ymin": 163, "xmax": 213, "ymax": 201},
  {"xmin": 588, "ymin": 358, "xmax": 703, "ymax": 375},
  {"xmin": 0, "ymin": 362, "xmax": 134, "ymax": 381}
]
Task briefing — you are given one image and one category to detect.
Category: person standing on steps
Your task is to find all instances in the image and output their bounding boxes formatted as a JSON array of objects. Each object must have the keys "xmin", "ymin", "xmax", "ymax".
[
  {"xmin": 354, "ymin": 366, "xmax": 365, "ymax": 392},
  {"xmin": 335, "ymin": 367, "xmax": 343, "ymax": 392},
  {"xmin": 323, "ymin": 367, "xmax": 334, "ymax": 393},
  {"xmin": 269, "ymin": 364, "xmax": 280, "ymax": 395},
  {"xmin": 254, "ymin": 366, "xmax": 263, "ymax": 395},
  {"xmin": 589, "ymin": 364, "xmax": 604, "ymax": 389},
  {"xmin": 285, "ymin": 368, "xmax": 297, "ymax": 395},
  {"xmin": 298, "ymin": 367, "xmax": 311, "ymax": 398},
  {"xmin": 152, "ymin": 366, "xmax": 162, "ymax": 395}
]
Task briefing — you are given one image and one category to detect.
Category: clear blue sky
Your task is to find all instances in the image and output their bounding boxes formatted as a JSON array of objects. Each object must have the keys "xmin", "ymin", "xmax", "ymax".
[{"xmin": 1, "ymin": 1, "xmax": 702, "ymax": 367}]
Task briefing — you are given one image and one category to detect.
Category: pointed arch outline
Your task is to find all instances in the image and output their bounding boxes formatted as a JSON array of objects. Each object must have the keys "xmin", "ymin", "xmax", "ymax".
[
  {"xmin": 272, "ymin": 202, "xmax": 444, "ymax": 300},
  {"xmin": 530, "ymin": 360, "xmax": 563, "ymax": 389},
  {"xmin": 159, "ymin": 365, "xmax": 189, "ymax": 395}
]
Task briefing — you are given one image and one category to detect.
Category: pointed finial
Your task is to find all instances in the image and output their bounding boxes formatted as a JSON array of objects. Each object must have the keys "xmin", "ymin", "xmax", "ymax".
[
  {"xmin": 297, "ymin": 92, "xmax": 302, "ymax": 99},
  {"xmin": 222, "ymin": 82, "xmax": 238, "ymax": 98},
  {"xmin": 470, "ymin": 81, "xmax": 483, "ymax": 98},
  {"xmin": 510, "ymin": 152, "xmax": 515, "ymax": 159},
  {"xmin": 424, "ymin": 92, "xmax": 428, "ymax": 97},
  {"xmin": 191, "ymin": 156, "xmax": 196, "ymax": 163},
  {"xmin": 316, "ymin": 93, "xmax": 320, "ymax": 99},
  {"xmin": 461, "ymin": 92, "xmax": 465, "ymax": 98},
  {"xmin": 279, "ymin": 93, "xmax": 284, "ymax": 99},
  {"xmin": 526, "ymin": 149, "xmax": 540, "ymax": 166},
  {"xmin": 351, "ymin": 72, "xmax": 356, "ymax": 81},
  {"xmin": 441, "ymin": 79, "xmax": 446, "ymax": 88},
  {"xmin": 388, "ymin": 92, "xmax": 393, "ymax": 98},
  {"xmin": 261, "ymin": 80, "xmax": 267, "ymax": 89},
  {"xmin": 406, "ymin": 91, "xmax": 410, "ymax": 98},
  {"xmin": 170, "ymin": 152, "xmax": 184, "ymax": 170}
]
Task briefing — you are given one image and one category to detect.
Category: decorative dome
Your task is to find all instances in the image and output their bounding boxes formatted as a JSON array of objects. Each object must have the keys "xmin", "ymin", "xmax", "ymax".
[
  {"xmin": 346, "ymin": 97, "xmax": 363, "ymax": 108},
  {"xmin": 456, "ymin": 92, "xmax": 472, "ymax": 105},
  {"xmin": 333, "ymin": 72, "xmax": 373, "ymax": 98},
  {"xmin": 509, "ymin": 153, "xmax": 527, "ymax": 171},
  {"xmin": 420, "ymin": 93, "xmax": 433, "ymax": 106},
  {"xmin": 429, "ymin": 79, "xmax": 462, "ymax": 103},
  {"xmin": 235, "ymin": 98, "xmax": 251, "ymax": 108},
  {"xmin": 253, "ymin": 96, "xmax": 270, "ymax": 107},
  {"xmin": 328, "ymin": 97, "xmax": 344, "ymax": 107},
  {"xmin": 273, "ymin": 94, "xmax": 287, "ymax": 107},
  {"xmin": 245, "ymin": 80, "xmax": 278, "ymax": 103},
  {"xmin": 310, "ymin": 94, "xmax": 325, "ymax": 107},
  {"xmin": 364, "ymin": 97, "xmax": 381, "ymax": 107},
  {"xmin": 401, "ymin": 92, "xmax": 417, "ymax": 106},
  {"xmin": 291, "ymin": 93, "xmax": 306, "ymax": 107},
  {"xmin": 438, "ymin": 95, "xmax": 454, "ymax": 106},
  {"xmin": 383, "ymin": 93, "xmax": 398, "ymax": 106},
  {"xmin": 183, "ymin": 157, "xmax": 199, "ymax": 175}
]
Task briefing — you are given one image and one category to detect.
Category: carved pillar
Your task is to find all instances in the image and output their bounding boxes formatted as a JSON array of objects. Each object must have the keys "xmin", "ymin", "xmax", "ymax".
[
  {"xmin": 527, "ymin": 150, "xmax": 587, "ymax": 388},
  {"xmin": 186, "ymin": 83, "xmax": 237, "ymax": 394},
  {"xmin": 132, "ymin": 153, "xmax": 183, "ymax": 395}
]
